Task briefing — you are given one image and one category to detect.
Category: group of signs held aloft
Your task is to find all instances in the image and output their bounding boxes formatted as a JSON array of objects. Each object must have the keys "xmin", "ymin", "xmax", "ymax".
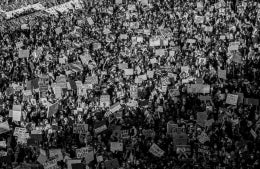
[{"xmin": 0, "ymin": 0, "xmax": 260, "ymax": 169}]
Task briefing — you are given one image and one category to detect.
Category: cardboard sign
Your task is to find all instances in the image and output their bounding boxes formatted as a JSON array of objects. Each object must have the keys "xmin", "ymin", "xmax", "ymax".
[
  {"xmin": 100, "ymin": 95, "xmax": 111, "ymax": 107},
  {"xmin": 149, "ymin": 37, "xmax": 161, "ymax": 46},
  {"xmin": 55, "ymin": 27, "xmax": 62, "ymax": 34},
  {"xmin": 118, "ymin": 63, "xmax": 128, "ymax": 70},
  {"xmin": 76, "ymin": 147, "xmax": 93, "ymax": 160},
  {"xmin": 116, "ymin": 0, "xmax": 123, "ymax": 4},
  {"xmin": 0, "ymin": 121, "xmax": 10, "ymax": 134},
  {"xmin": 226, "ymin": 94, "xmax": 238, "ymax": 105},
  {"xmin": 124, "ymin": 69, "xmax": 134, "ymax": 76},
  {"xmin": 47, "ymin": 102, "xmax": 59, "ymax": 118},
  {"xmin": 218, "ymin": 69, "xmax": 227, "ymax": 80},
  {"xmin": 13, "ymin": 127, "xmax": 27, "ymax": 137},
  {"xmin": 187, "ymin": 84, "xmax": 210, "ymax": 94},
  {"xmin": 13, "ymin": 105, "xmax": 22, "ymax": 121},
  {"xmin": 19, "ymin": 49, "xmax": 30, "ymax": 58},
  {"xmin": 155, "ymin": 49, "xmax": 165, "ymax": 56},
  {"xmin": 110, "ymin": 142, "xmax": 123, "ymax": 152},
  {"xmin": 56, "ymin": 76, "xmax": 67, "ymax": 88},
  {"xmin": 87, "ymin": 17, "xmax": 94, "ymax": 25},
  {"xmin": 149, "ymin": 143, "xmax": 164, "ymax": 157},
  {"xmin": 73, "ymin": 124, "xmax": 88, "ymax": 134},
  {"xmin": 110, "ymin": 102, "xmax": 121, "ymax": 113},
  {"xmin": 195, "ymin": 15, "xmax": 204, "ymax": 23},
  {"xmin": 85, "ymin": 76, "xmax": 98, "ymax": 84}
]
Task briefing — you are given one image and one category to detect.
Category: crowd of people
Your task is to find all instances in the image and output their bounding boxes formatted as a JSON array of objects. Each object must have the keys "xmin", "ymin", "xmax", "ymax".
[{"xmin": 0, "ymin": 0, "xmax": 260, "ymax": 168}]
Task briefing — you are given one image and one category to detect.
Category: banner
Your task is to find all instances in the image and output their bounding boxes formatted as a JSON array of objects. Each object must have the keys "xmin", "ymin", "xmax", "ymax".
[
  {"xmin": 5, "ymin": 3, "xmax": 45, "ymax": 19},
  {"xmin": 45, "ymin": 0, "xmax": 83, "ymax": 15}
]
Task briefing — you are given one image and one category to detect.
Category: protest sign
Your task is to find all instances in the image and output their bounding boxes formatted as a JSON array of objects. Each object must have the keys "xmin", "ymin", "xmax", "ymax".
[
  {"xmin": 149, "ymin": 143, "xmax": 164, "ymax": 157},
  {"xmin": 76, "ymin": 147, "xmax": 94, "ymax": 163},
  {"xmin": 226, "ymin": 94, "xmax": 238, "ymax": 106},
  {"xmin": 198, "ymin": 132, "xmax": 210, "ymax": 144},
  {"xmin": 130, "ymin": 85, "xmax": 138, "ymax": 99},
  {"xmin": 85, "ymin": 76, "xmax": 98, "ymax": 84},
  {"xmin": 197, "ymin": 112, "xmax": 208, "ymax": 127},
  {"xmin": 87, "ymin": 17, "xmax": 94, "ymax": 25},
  {"xmin": 124, "ymin": 69, "xmax": 134, "ymax": 76},
  {"xmin": 109, "ymin": 102, "xmax": 121, "ymax": 114},
  {"xmin": 116, "ymin": 0, "xmax": 123, "ymax": 4},
  {"xmin": 100, "ymin": 95, "xmax": 111, "ymax": 107},
  {"xmin": 43, "ymin": 158, "xmax": 58, "ymax": 169},
  {"xmin": 12, "ymin": 105, "xmax": 22, "ymax": 121},
  {"xmin": 47, "ymin": 102, "xmax": 59, "ymax": 118},
  {"xmin": 30, "ymin": 130, "xmax": 42, "ymax": 141},
  {"xmin": 141, "ymin": 0, "xmax": 149, "ymax": 5},
  {"xmin": 149, "ymin": 37, "xmax": 161, "ymax": 46},
  {"xmin": 0, "ymin": 121, "xmax": 10, "ymax": 134},
  {"xmin": 73, "ymin": 124, "xmax": 88, "ymax": 134},
  {"xmin": 0, "ymin": 141, "xmax": 6, "ymax": 148},
  {"xmin": 142, "ymin": 129, "xmax": 155, "ymax": 138},
  {"xmin": 244, "ymin": 98, "xmax": 259, "ymax": 106},
  {"xmin": 176, "ymin": 145, "xmax": 191, "ymax": 160},
  {"xmin": 56, "ymin": 75, "xmax": 67, "ymax": 88},
  {"xmin": 110, "ymin": 142, "xmax": 123, "ymax": 152},
  {"xmin": 55, "ymin": 27, "xmax": 62, "ymax": 35},
  {"xmin": 118, "ymin": 63, "xmax": 128, "ymax": 70},
  {"xmin": 19, "ymin": 49, "xmax": 30, "ymax": 58},
  {"xmin": 13, "ymin": 127, "xmax": 27, "ymax": 137},
  {"xmin": 195, "ymin": 15, "xmax": 204, "ymax": 23},
  {"xmin": 94, "ymin": 123, "xmax": 107, "ymax": 134},
  {"xmin": 218, "ymin": 69, "xmax": 227, "ymax": 80},
  {"xmin": 117, "ymin": 129, "xmax": 128, "ymax": 139}
]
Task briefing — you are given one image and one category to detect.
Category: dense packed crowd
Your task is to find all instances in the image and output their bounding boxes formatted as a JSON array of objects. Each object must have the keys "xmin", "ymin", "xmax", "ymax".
[{"xmin": 0, "ymin": 0, "xmax": 260, "ymax": 168}]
